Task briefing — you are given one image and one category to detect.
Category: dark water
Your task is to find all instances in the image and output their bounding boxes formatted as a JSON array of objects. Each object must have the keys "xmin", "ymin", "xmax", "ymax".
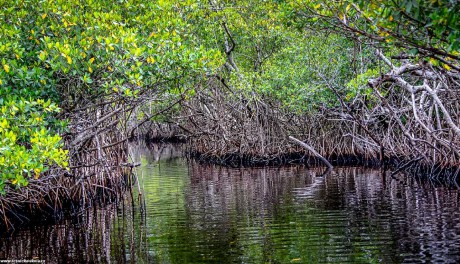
[{"xmin": 1, "ymin": 143, "xmax": 460, "ymax": 263}]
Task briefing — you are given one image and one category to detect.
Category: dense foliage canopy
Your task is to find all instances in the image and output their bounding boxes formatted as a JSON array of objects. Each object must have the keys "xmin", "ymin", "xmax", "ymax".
[{"xmin": 0, "ymin": 0, "xmax": 221, "ymax": 192}]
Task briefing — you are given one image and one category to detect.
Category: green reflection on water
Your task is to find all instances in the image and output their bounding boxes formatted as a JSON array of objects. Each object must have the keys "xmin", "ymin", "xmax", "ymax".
[
  {"xmin": 128, "ymin": 146, "xmax": 398, "ymax": 264},
  {"xmin": 2, "ymin": 143, "xmax": 460, "ymax": 263}
]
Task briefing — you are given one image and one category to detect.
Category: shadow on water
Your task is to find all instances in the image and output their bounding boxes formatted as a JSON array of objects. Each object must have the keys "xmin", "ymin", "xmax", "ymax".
[{"xmin": 1, "ymin": 142, "xmax": 460, "ymax": 263}]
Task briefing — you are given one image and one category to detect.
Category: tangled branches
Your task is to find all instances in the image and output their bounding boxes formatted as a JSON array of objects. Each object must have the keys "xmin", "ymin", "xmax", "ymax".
[
  {"xmin": 366, "ymin": 51, "xmax": 460, "ymax": 169},
  {"xmin": 180, "ymin": 78, "xmax": 368, "ymax": 167},
  {"xmin": 0, "ymin": 78, "xmax": 179, "ymax": 228},
  {"xmin": 181, "ymin": 63, "xmax": 460, "ymax": 180}
]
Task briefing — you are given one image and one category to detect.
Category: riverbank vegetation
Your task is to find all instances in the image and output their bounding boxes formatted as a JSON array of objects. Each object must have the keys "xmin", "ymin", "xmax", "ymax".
[
  {"xmin": 1, "ymin": 0, "xmax": 459, "ymax": 227},
  {"xmin": 0, "ymin": 0, "xmax": 220, "ymax": 227},
  {"xmin": 181, "ymin": 0, "xmax": 460, "ymax": 177}
]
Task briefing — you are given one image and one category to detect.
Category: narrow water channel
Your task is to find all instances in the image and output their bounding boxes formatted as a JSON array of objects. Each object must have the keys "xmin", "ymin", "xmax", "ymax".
[{"xmin": 1, "ymin": 143, "xmax": 460, "ymax": 263}]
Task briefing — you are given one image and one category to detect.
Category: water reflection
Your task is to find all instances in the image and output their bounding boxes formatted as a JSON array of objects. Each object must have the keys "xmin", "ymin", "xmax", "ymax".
[
  {"xmin": 1, "ymin": 143, "xmax": 460, "ymax": 263},
  {"xmin": 0, "ymin": 198, "xmax": 147, "ymax": 263},
  {"xmin": 183, "ymin": 164, "xmax": 460, "ymax": 263}
]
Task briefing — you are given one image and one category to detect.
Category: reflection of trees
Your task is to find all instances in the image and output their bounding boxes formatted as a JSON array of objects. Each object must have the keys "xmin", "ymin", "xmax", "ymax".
[
  {"xmin": 183, "ymin": 163, "xmax": 344, "ymax": 263},
  {"xmin": 129, "ymin": 142, "xmax": 183, "ymax": 164},
  {"xmin": 0, "ymin": 195, "xmax": 150, "ymax": 263},
  {"xmin": 187, "ymin": 162, "xmax": 314, "ymax": 222},
  {"xmin": 2, "ymin": 148, "xmax": 460, "ymax": 263},
  {"xmin": 184, "ymin": 165, "xmax": 460, "ymax": 263},
  {"xmin": 386, "ymin": 178, "xmax": 460, "ymax": 262},
  {"xmin": 295, "ymin": 168, "xmax": 460, "ymax": 263}
]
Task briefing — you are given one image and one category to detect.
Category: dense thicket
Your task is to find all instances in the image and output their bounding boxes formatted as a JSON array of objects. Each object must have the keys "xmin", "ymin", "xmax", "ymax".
[
  {"xmin": 0, "ymin": 0, "xmax": 221, "ymax": 225},
  {"xmin": 179, "ymin": 0, "xmax": 460, "ymax": 178}
]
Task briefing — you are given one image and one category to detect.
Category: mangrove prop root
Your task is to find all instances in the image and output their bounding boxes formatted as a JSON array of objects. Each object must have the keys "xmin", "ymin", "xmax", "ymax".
[
  {"xmin": 0, "ymin": 79, "xmax": 177, "ymax": 228},
  {"xmin": 180, "ymin": 72, "xmax": 459, "ymax": 180}
]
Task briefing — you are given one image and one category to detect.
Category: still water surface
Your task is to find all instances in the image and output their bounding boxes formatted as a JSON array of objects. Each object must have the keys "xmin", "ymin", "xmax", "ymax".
[{"xmin": 1, "ymin": 143, "xmax": 460, "ymax": 263}]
